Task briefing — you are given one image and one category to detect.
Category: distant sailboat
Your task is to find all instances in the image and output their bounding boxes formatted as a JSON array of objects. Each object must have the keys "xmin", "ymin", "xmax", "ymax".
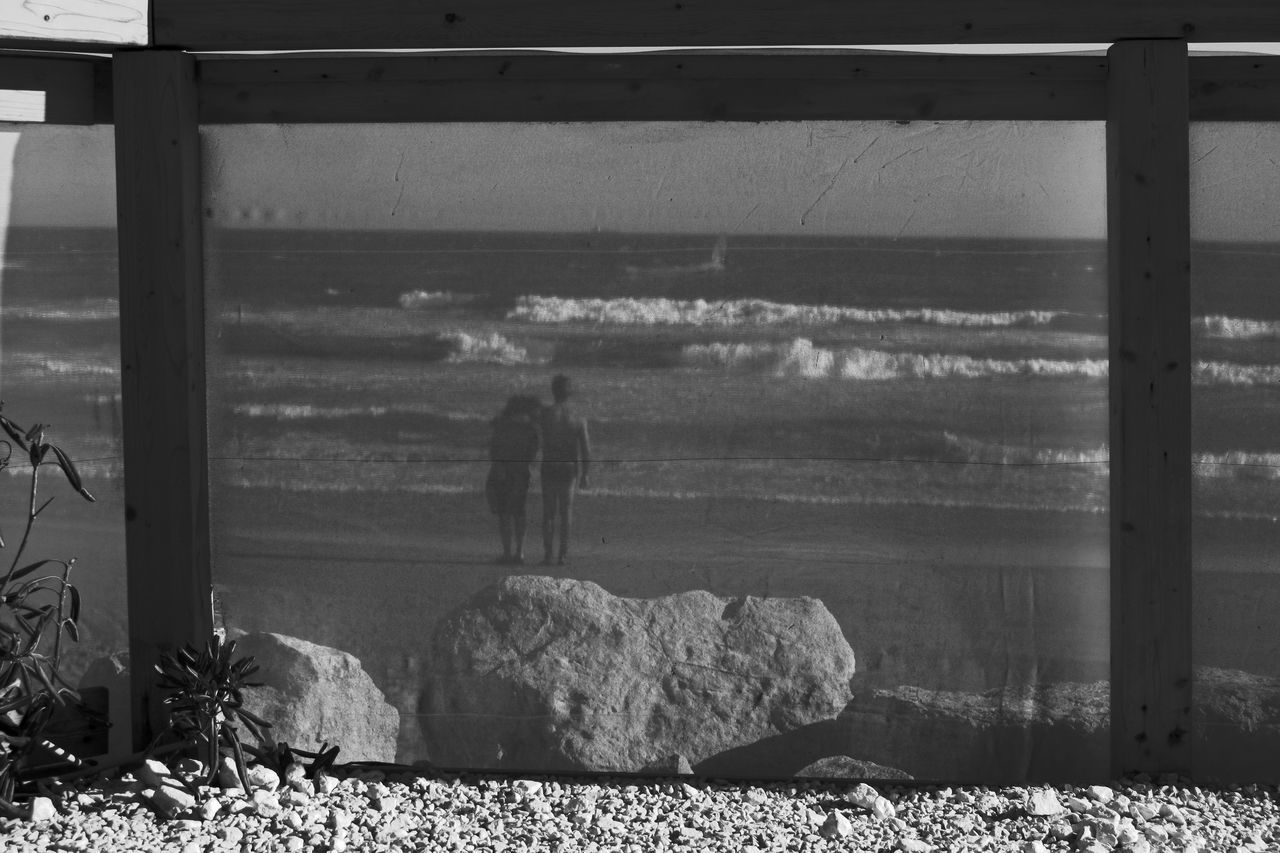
[{"xmin": 625, "ymin": 236, "xmax": 727, "ymax": 278}]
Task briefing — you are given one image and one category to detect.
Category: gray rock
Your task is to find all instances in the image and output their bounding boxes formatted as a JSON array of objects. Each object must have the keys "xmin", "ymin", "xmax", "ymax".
[
  {"xmin": 794, "ymin": 755, "xmax": 913, "ymax": 781},
  {"xmin": 233, "ymin": 632, "xmax": 400, "ymax": 763},
  {"xmin": 27, "ymin": 796, "xmax": 57, "ymax": 822},
  {"xmin": 419, "ymin": 576, "xmax": 856, "ymax": 772}
]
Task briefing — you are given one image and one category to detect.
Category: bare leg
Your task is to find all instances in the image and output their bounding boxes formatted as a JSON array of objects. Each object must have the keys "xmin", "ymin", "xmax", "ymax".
[
  {"xmin": 498, "ymin": 514, "xmax": 513, "ymax": 562},
  {"xmin": 512, "ymin": 510, "xmax": 527, "ymax": 563},
  {"xmin": 541, "ymin": 489, "xmax": 557, "ymax": 564},
  {"xmin": 558, "ymin": 485, "xmax": 575, "ymax": 564}
]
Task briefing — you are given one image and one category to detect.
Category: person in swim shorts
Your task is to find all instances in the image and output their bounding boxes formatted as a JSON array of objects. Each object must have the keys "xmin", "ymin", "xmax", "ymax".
[{"xmin": 540, "ymin": 375, "xmax": 590, "ymax": 566}]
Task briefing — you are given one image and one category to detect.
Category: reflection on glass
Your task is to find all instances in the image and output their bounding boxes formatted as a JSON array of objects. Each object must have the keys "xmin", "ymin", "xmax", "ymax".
[
  {"xmin": 0, "ymin": 124, "xmax": 126, "ymax": 752},
  {"xmin": 1192, "ymin": 123, "xmax": 1280, "ymax": 782},
  {"xmin": 205, "ymin": 121, "xmax": 1108, "ymax": 781}
]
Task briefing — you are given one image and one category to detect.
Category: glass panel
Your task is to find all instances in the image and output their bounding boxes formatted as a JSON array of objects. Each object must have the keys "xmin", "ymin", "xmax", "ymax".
[
  {"xmin": 205, "ymin": 121, "xmax": 1108, "ymax": 781},
  {"xmin": 0, "ymin": 124, "xmax": 126, "ymax": 752},
  {"xmin": 1191, "ymin": 123, "xmax": 1280, "ymax": 783}
]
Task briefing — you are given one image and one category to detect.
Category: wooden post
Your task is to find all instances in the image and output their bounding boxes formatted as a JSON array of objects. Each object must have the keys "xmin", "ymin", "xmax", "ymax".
[
  {"xmin": 1107, "ymin": 39, "xmax": 1193, "ymax": 777},
  {"xmin": 113, "ymin": 49, "xmax": 212, "ymax": 750}
]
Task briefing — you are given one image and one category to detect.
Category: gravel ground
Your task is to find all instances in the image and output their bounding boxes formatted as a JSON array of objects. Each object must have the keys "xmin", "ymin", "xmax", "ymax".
[{"xmin": 2, "ymin": 762, "xmax": 1279, "ymax": 853}]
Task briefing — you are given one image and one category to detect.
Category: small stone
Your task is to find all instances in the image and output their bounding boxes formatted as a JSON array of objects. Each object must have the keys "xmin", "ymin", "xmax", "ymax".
[
  {"xmin": 1022, "ymin": 843, "xmax": 1049, "ymax": 853},
  {"xmin": 199, "ymin": 798, "xmax": 221, "ymax": 821},
  {"xmin": 1086, "ymin": 785, "xmax": 1115, "ymax": 803},
  {"xmin": 1160, "ymin": 803, "xmax": 1187, "ymax": 824},
  {"xmin": 149, "ymin": 784, "xmax": 197, "ymax": 817},
  {"xmin": 247, "ymin": 765, "xmax": 280, "ymax": 791},
  {"xmin": 285, "ymin": 836, "xmax": 305, "ymax": 852},
  {"xmin": 820, "ymin": 812, "xmax": 852, "ymax": 839},
  {"xmin": 251, "ymin": 788, "xmax": 280, "ymax": 817},
  {"xmin": 512, "ymin": 779, "xmax": 543, "ymax": 796},
  {"xmin": 1080, "ymin": 844, "xmax": 1111, "ymax": 853},
  {"xmin": 1131, "ymin": 802, "xmax": 1157, "ymax": 821},
  {"xmin": 28, "ymin": 797, "xmax": 57, "ymax": 822},
  {"xmin": 284, "ymin": 811, "xmax": 305, "ymax": 832},
  {"xmin": 138, "ymin": 758, "xmax": 176, "ymax": 788},
  {"xmin": 679, "ymin": 783, "xmax": 700, "ymax": 799},
  {"xmin": 1067, "ymin": 796, "xmax": 1091, "ymax": 813},
  {"xmin": 873, "ymin": 796, "xmax": 897, "ymax": 820},
  {"xmin": 216, "ymin": 756, "xmax": 244, "ymax": 790},
  {"xmin": 217, "ymin": 826, "xmax": 244, "ymax": 845},
  {"xmin": 896, "ymin": 840, "xmax": 934, "ymax": 853},
  {"xmin": 315, "ymin": 772, "xmax": 338, "ymax": 795},
  {"xmin": 1027, "ymin": 789, "xmax": 1063, "ymax": 817},
  {"xmin": 849, "ymin": 783, "xmax": 880, "ymax": 809}
]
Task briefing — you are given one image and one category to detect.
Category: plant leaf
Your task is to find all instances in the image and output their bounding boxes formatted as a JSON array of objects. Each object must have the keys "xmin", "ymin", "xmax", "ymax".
[
  {"xmin": 49, "ymin": 446, "xmax": 94, "ymax": 503},
  {"xmin": 0, "ymin": 416, "xmax": 28, "ymax": 452},
  {"xmin": 6, "ymin": 560, "xmax": 53, "ymax": 584},
  {"xmin": 68, "ymin": 586, "xmax": 81, "ymax": 623}
]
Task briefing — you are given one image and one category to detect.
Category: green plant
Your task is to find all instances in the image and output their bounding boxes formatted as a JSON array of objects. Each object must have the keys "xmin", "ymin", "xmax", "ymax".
[
  {"xmin": 0, "ymin": 409, "xmax": 95, "ymax": 814},
  {"xmin": 152, "ymin": 634, "xmax": 273, "ymax": 791}
]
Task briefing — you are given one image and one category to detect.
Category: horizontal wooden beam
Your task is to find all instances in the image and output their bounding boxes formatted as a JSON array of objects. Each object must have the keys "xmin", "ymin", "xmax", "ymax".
[
  {"xmin": 198, "ymin": 54, "xmax": 1109, "ymax": 122},
  {"xmin": 0, "ymin": 0, "xmax": 146, "ymax": 47},
  {"xmin": 1190, "ymin": 57, "xmax": 1280, "ymax": 120},
  {"xmin": 156, "ymin": 0, "xmax": 1280, "ymax": 51},
  {"xmin": 0, "ymin": 55, "xmax": 110, "ymax": 123}
]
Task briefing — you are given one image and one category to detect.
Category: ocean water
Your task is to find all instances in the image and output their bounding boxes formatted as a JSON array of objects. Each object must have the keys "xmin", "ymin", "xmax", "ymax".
[{"xmin": 8, "ymin": 225, "xmax": 1280, "ymax": 773}]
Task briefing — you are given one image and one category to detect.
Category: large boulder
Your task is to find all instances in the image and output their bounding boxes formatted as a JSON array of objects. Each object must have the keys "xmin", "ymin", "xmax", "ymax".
[
  {"xmin": 233, "ymin": 632, "xmax": 400, "ymax": 764},
  {"xmin": 419, "ymin": 576, "xmax": 856, "ymax": 772}
]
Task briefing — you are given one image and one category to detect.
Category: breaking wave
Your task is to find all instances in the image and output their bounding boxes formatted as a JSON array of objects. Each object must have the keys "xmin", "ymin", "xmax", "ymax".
[
  {"xmin": 232, "ymin": 402, "xmax": 484, "ymax": 422},
  {"xmin": 3, "ymin": 299, "xmax": 120, "ymax": 321},
  {"xmin": 441, "ymin": 330, "xmax": 535, "ymax": 366},
  {"xmin": 398, "ymin": 290, "xmax": 478, "ymax": 309},
  {"xmin": 1195, "ymin": 315, "xmax": 1280, "ymax": 340},
  {"xmin": 1192, "ymin": 360, "xmax": 1280, "ymax": 386},
  {"xmin": 1195, "ymin": 450, "xmax": 1280, "ymax": 480},
  {"xmin": 508, "ymin": 295, "xmax": 1062, "ymax": 328},
  {"xmin": 682, "ymin": 339, "xmax": 1108, "ymax": 380}
]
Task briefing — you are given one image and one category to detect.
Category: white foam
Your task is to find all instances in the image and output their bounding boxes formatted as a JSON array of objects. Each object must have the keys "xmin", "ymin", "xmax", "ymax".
[
  {"xmin": 441, "ymin": 330, "xmax": 535, "ymax": 366},
  {"xmin": 683, "ymin": 338, "xmax": 1108, "ymax": 381},
  {"xmin": 509, "ymin": 295, "xmax": 1062, "ymax": 328},
  {"xmin": 1193, "ymin": 360, "xmax": 1280, "ymax": 386},
  {"xmin": 3, "ymin": 299, "xmax": 120, "ymax": 321},
  {"xmin": 1195, "ymin": 315, "xmax": 1280, "ymax": 340},
  {"xmin": 398, "ymin": 290, "xmax": 477, "ymax": 309}
]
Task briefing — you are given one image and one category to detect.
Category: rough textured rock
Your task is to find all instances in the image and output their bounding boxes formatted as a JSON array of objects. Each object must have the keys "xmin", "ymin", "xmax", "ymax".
[
  {"xmin": 419, "ymin": 576, "xmax": 856, "ymax": 771},
  {"xmin": 233, "ymin": 632, "xmax": 400, "ymax": 764},
  {"xmin": 794, "ymin": 755, "xmax": 913, "ymax": 780}
]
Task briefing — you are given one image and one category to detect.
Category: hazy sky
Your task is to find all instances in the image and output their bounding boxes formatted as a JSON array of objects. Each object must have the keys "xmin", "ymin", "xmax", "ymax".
[
  {"xmin": 201, "ymin": 122, "xmax": 1108, "ymax": 238},
  {"xmin": 2, "ymin": 119, "xmax": 1278, "ymax": 241}
]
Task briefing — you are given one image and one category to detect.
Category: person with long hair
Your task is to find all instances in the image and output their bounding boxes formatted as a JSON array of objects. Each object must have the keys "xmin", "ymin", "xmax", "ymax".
[{"xmin": 485, "ymin": 393, "xmax": 542, "ymax": 564}]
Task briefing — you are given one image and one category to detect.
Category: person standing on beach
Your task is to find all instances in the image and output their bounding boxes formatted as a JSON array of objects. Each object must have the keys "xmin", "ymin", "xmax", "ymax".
[
  {"xmin": 540, "ymin": 374, "xmax": 591, "ymax": 566},
  {"xmin": 486, "ymin": 394, "xmax": 542, "ymax": 564}
]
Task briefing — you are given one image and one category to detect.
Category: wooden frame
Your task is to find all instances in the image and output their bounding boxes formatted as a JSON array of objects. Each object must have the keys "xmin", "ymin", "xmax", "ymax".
[
  {"xmin": 8, "ymin": 40, "xmax": 1280, "ymax": 777},
  {"xmin": 152, "ymin": 1, "xmax": 1280, "ymax": 52},
  {"xmin": 1107, "ymin": 40, "xmax": 1193, "ymax": 776},
  {"xmin": 113, "ymin": 49, "xmax": 212, "ymax": 749}
]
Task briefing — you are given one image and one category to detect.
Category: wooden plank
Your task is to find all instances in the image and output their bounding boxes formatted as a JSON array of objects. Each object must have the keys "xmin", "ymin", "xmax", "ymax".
[
  {"xmin": 0, "ymin": 0, "xmax": 146, "ymax": 47},
  {"xmin": 0, "ymin": 55, "xmax": 108, "ymax": 123},
  {"xmin": 1107, "ymin": 39, "xmax": 1193, "ymax": 777},
  {"xmin": 156, "ymin": 0, "xmax": 1280, "ymax": 51},
  {"xmin": 198, "ymin": 54, "xmax": 1108, "ymax": 122},
  {"xmin": 1191, "ymin": 57, "xmax": 1280, "ymax": 120},
  {"xmin": 113, "ymin": 49, "xmax": 211, "ymax": 750}
]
